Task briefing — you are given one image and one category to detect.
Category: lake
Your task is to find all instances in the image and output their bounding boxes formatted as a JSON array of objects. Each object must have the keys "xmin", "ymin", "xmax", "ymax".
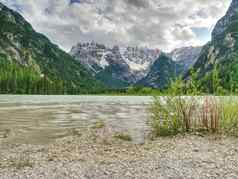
[{"xmin": 0, "ymin": 95, "xmax": 153, "ymax": 144}]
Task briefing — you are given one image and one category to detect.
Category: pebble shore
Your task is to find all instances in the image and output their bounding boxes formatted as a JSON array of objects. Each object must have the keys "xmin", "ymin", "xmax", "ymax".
[{"xmin": 1, "ymin": 127, "xmax": 238, "ymax": 179}]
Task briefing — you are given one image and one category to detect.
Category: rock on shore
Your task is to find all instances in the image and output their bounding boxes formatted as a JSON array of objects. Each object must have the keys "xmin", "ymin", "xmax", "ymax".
[{"xmin": 0, "ymin": 128, "xmax": 238, "ymax": 179}]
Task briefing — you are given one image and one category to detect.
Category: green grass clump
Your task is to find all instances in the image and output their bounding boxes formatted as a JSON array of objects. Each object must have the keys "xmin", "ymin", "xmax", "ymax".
[
  {"xmin": 150, "ymin": 96, "xmax": 200, "ymax": 136},
  {"xmin": 220, "ymin": 99, "xmax": 238, "ymax": 136},
  {"xmin": 113, "ymin": 132, "xmax": 132, "ymax": 141},
  {"xmin": 150, "ymin": 96, "xmax": 238, "ymax": 137},
  {"xmin": 92, "ymin": 120, "xmax": 106, "ymax": 129}
]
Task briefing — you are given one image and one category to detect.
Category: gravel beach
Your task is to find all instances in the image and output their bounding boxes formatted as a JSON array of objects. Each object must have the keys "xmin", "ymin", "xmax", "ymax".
[{"xmin": 1, "ymin": 127, "xmax": 238, "ymax": 179}]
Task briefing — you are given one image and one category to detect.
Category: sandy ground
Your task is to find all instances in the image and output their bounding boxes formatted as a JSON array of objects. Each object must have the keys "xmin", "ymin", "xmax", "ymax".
[{"xmin": 0, "ymin": 127, "xmax": 238, "ymax": 179}]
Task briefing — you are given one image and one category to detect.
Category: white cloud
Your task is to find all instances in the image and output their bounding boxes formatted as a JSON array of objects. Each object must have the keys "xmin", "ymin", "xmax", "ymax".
[{"xmin": 1, "ymin": 0, "xmax": 231, "ymax": 52}]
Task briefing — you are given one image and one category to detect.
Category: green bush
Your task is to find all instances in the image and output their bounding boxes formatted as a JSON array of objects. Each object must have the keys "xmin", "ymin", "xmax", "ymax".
[
  {"xmin": 150, "ymin": 96, "xmax": 238, "ymax": 137},
  {"xmin": 220, "ymin": 99, "xmax": 238, "ymax": 136},
  {"xmin": 150, "ymin": 96, "xmax": 198, "ymax": 136}
]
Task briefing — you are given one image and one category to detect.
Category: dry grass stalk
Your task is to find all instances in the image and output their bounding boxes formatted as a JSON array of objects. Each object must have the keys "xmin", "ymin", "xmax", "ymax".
[
  {"xmin": 150, "ymin": 96, "xmax": 226, "ymax": 136},
  {"xmin": 200, "ymin": 96, "xmax": 220, "ymax": 132}
]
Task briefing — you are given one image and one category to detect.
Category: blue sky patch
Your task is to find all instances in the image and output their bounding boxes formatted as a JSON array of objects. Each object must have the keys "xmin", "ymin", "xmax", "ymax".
[
  {"xmin": 70, "ymin": 0, "xmax": 81, "ymax": 4},
  {"xmin": 192, "ymin": 27, "xmax": 211, "ymax": 42}
]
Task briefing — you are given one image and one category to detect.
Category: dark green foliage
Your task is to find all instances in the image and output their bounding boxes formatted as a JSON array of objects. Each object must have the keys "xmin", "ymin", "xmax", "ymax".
[
  {"xmin": 186, "ymin": 69, "xmax": 201, "ymax": 95},
  {"xmin": 188, "ymin": 1, "xmax": 238, "ymax": 94},
  {"xmin": 167, "ymin": 77, "xmax": 186, "ymax": 96},
  {"xmin": 0, "ymin": 58, "xmax": 65, "ymax": 94},
  {"xmin": 96, "ymin": 67, "xmax": 130, "ymax": 89},
  {"xmin": 138, "ymin": 53, "xmax": 182, "ymax": 89},
  {"xmin": 126, "ymin": 86, "xmax": 162, "ymax": 95},
  {"xmin": 165, "ymin": 67, "xmax": 227, "ymax": 96}
]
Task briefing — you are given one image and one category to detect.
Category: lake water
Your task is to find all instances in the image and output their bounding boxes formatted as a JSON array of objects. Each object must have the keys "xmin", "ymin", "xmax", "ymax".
[{"xmin": 0, "ymin": 95, "xmax": 153, "ymax": 144}]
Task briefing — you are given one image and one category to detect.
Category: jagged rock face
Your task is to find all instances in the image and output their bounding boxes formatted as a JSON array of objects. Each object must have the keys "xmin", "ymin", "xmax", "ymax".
[
  {"xmin": 191, "ymin": 0, "xmax": 238, "ymax": 91},
  {"xmin": 169, "ymin": 46, "xmax": 202, "ymax": 72},
  {"xmin": 212, "ymin": 0, "xmax": 238, "ymax": 39},
  {"xmin": 70, "ymin": 43, "xmax": 108, "ymax": 73},
  {"xmin": 70, "ymin": 42, "xmax": 160, "ymax": 87},
  {"xmin": 0, "ymin": 3, "xmax": 36, "ymax": 66}
]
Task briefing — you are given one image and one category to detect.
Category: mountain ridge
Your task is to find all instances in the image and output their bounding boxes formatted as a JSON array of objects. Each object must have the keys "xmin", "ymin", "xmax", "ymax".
[
  {"xmin": 191, "ymin": 0, "xmax": 238, "ymax": 92},
  {"xmin": 168, "ymin": 46, "xmax": 202, "ymax": 72},
  {"xmin": 137, "ymin": 53, "xmax": 181, "ymax": 89},
  {"xmin": 70, "ymin": 42, "xmax": 199, "ymax": 88},
  {"xmin": 70, "ymin": 42, "xmax": 161, "ymax": 88}
]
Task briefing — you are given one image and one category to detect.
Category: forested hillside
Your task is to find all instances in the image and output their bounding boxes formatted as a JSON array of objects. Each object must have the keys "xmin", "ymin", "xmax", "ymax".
[{"xmin": 0, "ymin": 2, "xmax": 104, "ymax": 94}]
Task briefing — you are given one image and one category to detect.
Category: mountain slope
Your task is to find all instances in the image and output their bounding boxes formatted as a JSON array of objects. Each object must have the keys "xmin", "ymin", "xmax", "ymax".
[
  {"xmin": 137, "ymin": 53, "xmax": 181, "ymax": 89},
  {"xmin": 190, "ymin": 0, "xmax": 238, "ymax": 92},
  {"xmin": 70, "ymin": 42, "xmax": 188, "ymax": 89},
  {"xmin": 169, "ymin": 46, "xmax": 202, "ymax": 73},
  {"xmin": 0, "ymin": 2, "xmax": 103, "ymax": 94},
  {"xmin": 70, "ymin": 42, "xmax": 160, "ymax": 88}
]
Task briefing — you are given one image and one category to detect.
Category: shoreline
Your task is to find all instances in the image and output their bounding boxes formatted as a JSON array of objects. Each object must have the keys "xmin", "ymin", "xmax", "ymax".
[{"xmin": 1, "ymin": 127, "xmax": 238, "ymax": 179}]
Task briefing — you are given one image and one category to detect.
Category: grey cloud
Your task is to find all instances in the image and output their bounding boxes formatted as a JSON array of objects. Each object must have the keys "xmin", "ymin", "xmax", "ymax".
[
  {"xmin": 124, "ymin": 0, "xmax": 149, "ymax": 8},
  {"xmin": 0, "ymin": 0, "xmax": 232, "ymax": 52}
]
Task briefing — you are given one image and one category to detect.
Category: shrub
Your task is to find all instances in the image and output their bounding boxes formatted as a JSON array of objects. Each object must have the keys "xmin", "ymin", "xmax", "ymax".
[
  {"xmin": 149, "ymin": 96, "xmax": 233, "ymax": 137},
  {"xmin": 199, "ymin": 96, "xmax": 220, "ymax": 132},
  {"xmin": 150, "ymin": 96, "xmax": 197, "ymax": 136},
  {"xmin": 220, "ymin": 98, "xmax": 238, "ymax": 136}
]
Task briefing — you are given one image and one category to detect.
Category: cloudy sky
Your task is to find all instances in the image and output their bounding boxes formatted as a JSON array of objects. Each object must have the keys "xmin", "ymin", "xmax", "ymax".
[{"xmin": 1, "ymin": 0, "xmax": 231, "ymax": 52}]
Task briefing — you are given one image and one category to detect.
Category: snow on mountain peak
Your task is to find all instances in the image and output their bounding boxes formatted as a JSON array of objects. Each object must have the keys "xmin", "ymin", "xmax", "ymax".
[
  {"xmin": 169, "ymin": 46, "xmax": 202, "ymax": 71},
  {"xmin": 70, "ymin": 42, "xmax": 161, "ymax": 81}
]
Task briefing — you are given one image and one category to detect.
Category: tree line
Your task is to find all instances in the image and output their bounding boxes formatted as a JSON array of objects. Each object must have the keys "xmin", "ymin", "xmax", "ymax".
[
  {"xmin": 0, "ymin": 59, "xmax": 87, "ymax": 94},
  {"xmin": 1, "ymin": 57, "xmax": 238, "ymax": 95}
]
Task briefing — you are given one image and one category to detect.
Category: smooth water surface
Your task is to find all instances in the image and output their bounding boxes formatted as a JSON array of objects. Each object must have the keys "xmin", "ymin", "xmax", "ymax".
[{"xmin": 0, "ymin": 95, "xmax": 152, "ymax": 144}]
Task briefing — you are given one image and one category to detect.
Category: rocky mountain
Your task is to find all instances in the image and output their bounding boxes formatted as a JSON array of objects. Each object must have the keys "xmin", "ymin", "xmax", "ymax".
[
  {"xmin": 191, "ymin": 0, "xmax": 238, "ymax": 92},
  {"xmin": 137, "ymin": 53, "xmax": 181, "ymax": 89},
  {"xmin": 0, "ymin": 2, "xmax": 103, "ymax": 94},
  {"xmin": 169, "ymin": 46, "xmax": 202, "ymax": 72},
  {"xmin": 70, "ymin": 42, "xmax": 161, "ymax": 88},
  {"xmin": 212, "ymin": 0, "xmax": 238, "ymax": 39}
]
